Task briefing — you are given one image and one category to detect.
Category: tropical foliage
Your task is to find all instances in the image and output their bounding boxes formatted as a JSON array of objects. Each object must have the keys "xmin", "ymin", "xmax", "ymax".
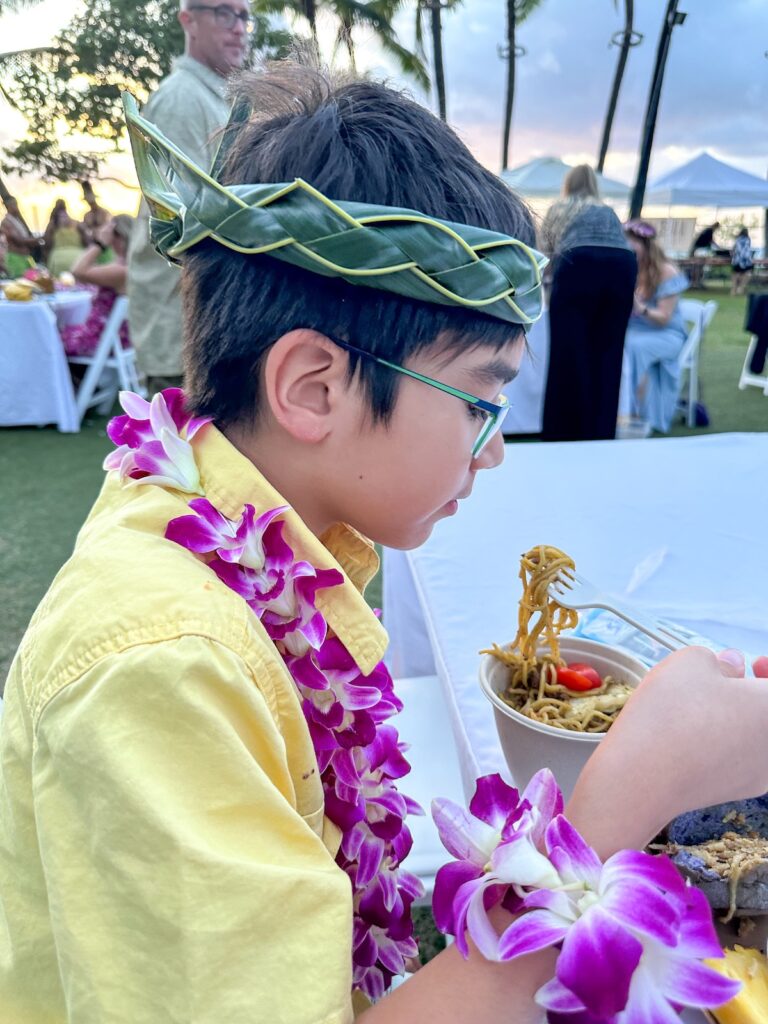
[{"xmin": 0, "ymin": 0, "xmax": 290, "ymax": 183}]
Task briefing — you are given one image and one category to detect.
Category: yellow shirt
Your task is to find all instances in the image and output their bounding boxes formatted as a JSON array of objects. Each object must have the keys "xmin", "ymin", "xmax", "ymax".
[{"xmin": 0, "ymin": 425, "xmax": 388, "ymax": 1024}]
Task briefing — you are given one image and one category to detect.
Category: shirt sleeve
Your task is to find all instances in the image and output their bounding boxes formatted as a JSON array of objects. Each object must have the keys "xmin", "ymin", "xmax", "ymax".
[
  {"xmin": 32, "ymin": 637, "xmax": 354, "ymax": 1024},
  {"xmin": 655, "ymin": 271, "xmax": 689, "ymax": 300},
  {"xmin": 145, "ymin": 84, "xmax": 225, "ymax": 170}
]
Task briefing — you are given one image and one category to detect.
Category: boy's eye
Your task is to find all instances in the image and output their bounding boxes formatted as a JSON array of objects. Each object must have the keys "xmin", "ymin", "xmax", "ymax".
[{"xmin": 466, "ymin": 402, "xmax": 487, "ymax": 422}]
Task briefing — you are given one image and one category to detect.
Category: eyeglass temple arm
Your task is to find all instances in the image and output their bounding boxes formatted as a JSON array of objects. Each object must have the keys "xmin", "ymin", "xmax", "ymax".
[{"xmin": 339, "ymin": 341, "xmax": 500, "ymax": 414}]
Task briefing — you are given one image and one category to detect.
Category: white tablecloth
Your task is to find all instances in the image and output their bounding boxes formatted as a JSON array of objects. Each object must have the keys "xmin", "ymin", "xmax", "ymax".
[
  {"xmin": 502, "ymin": 309, "xmax": 549, "ymax": 434},
  {"xmin": 0, "ymin": 302, "xmax": 79, "ymax": 431},
  {"xmin": 383, "ymin": 432, "xmax": 768, "ymax": 796},
  {"xmin": 41, "ymin": 289, "xmax": 93, "ymax": 329}
]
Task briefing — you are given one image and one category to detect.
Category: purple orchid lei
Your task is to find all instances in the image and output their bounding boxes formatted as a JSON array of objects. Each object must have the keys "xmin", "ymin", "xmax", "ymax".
[
  {"xmin": 431, "ymin": 771, "xmax": 741, "ymax": 1022},
  {"xmin": 104, "ymin": 389, "xmax": 422, "ymax": 999}
]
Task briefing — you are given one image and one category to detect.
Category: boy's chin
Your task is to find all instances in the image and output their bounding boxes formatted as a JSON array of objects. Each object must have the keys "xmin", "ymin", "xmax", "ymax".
[{"xmin": 373, "ymin": 516, "xmax": 443, "ymax": 552}]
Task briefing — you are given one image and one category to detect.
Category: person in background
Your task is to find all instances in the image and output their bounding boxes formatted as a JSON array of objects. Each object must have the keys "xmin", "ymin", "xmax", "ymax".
[
  {"xmin": 731, "ymin": 226, "xmax": 753, "ymax": 296},
  {"xmin": 80, "ymin": 183, "xmax": 111, "ymax": 240},
  {"xmin": 60, "ymin": 215, "xmax": 132, "ymax": 357},
  {"xmin": 43, "ymin": 199, "xmax": 85, "ymax": 276},
  {"xmin": 0, "ymin": 197, "xmax": 41, "ymax": 277},
  {"xmin": 538, "ymin": 164, "xmax": 636, "ymax": 441},
  {"xmin": 689, "ymin": 220, "xmax": 721, "ymax": 256},
  {"xmin": 0, "ymin": 229, "xmax": 9, "ymax": 277},
  {"xmin": 128, "ymin": 0, "xmax": 251, "ymax": 396},
  {"xmin": 622, "ymin": 220, "xmax": 689, "ymax": 433}
]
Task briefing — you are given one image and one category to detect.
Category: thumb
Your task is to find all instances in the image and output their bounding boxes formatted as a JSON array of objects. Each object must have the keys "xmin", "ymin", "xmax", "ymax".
[{"xmin": 716, "ymin": 648, "xmax": 745, "ymax": 677}]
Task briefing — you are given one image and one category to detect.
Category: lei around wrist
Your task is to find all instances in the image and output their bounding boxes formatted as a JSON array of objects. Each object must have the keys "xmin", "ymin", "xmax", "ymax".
[
  {"xmin": 431, "ymin": 770, "xmax": 740, "ymax": 1022},
  {"xmin": 104, "ymin": 389, "xmax": 423, "ymax": 1000}
]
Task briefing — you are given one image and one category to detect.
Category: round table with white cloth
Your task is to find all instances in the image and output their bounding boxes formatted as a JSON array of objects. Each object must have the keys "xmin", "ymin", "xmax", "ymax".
[
  {"xmin": 0, "ymin": 300, "xmax": 80, "ymax": 431},
  {"xmin": 36, "ymin": 288, "xmax": 93, "ymax": 329}
]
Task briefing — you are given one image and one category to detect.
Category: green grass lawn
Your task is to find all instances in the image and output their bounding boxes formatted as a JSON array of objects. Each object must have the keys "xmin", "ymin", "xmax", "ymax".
[{"xmin": 1, "ymin": 287, "xmax": 765, "ymax": 681}]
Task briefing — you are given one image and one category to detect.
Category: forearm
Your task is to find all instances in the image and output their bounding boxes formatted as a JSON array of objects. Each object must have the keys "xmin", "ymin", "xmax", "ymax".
[
  {"xmin": 71, "ymin": 243, "xmax": 103, "ymax": 282},
  {"xmin": 362, "ymin": 909, "xmax": 555, "ymax": 1024}
]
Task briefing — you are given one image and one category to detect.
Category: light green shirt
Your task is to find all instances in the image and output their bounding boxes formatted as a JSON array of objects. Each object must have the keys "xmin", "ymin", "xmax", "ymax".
[{"xmin": 127, "ymin": 56, "xmax": 231, "ymax": 376}]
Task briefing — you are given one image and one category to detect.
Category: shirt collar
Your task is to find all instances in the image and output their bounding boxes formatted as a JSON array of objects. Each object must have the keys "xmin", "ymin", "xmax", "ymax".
[
  {"xmin": 172, "ymin": 55, "xmax": 229, "ymax": 102},
  {"xmin": 196, "ymin": 425, "xmax": 388, "ymax": 675}
]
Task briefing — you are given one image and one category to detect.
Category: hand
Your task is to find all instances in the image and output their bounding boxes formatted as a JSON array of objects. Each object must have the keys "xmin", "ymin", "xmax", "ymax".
[
  {"xmin": 567, "ymin": 646, "xmax": 768, "ymax": 857},
  {"xmin": 632, "ymin": 294, "xmax": 646, "ymax": 317},
  {"xmin": 94, "ymin": 220, "xmax": 114, "ymax": 249}
]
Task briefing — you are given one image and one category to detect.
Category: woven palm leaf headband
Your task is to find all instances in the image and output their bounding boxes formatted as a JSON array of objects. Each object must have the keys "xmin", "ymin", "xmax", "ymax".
[{"xmin": 122, "ymin": 92, "xmax": 546, "ymax": 327}]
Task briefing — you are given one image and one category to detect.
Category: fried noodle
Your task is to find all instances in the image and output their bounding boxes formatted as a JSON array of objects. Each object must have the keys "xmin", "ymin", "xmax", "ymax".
[{"xmin": 483, "ymin": 544, "xmax": 632, "ymax": 733}]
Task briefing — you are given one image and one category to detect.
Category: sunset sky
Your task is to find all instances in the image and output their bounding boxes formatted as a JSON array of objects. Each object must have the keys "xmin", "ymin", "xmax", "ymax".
[{"xmin": 1, "ymin": 0, "xmax": 766, "ymax": 230}]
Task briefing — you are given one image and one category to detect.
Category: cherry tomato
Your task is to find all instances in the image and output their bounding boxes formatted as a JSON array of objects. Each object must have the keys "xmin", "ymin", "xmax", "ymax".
[
  {"xmin": 566, "ymin": 662, "xmax": 603, "ymax": 689},
  {"xmin": 556, "ymin": 666, "xmax": 602, "ymax": 692}
]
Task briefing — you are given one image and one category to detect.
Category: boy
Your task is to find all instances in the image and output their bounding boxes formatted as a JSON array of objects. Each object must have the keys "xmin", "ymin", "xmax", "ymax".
[{"xmin": 1, "ymin": 64, "xmax": 767, "ymax": 1024}]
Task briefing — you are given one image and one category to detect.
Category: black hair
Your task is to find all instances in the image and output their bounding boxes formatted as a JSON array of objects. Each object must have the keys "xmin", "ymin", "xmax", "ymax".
[{"xmin": 182, "ymin": 64, "xmax": 535, "ymax": 427}]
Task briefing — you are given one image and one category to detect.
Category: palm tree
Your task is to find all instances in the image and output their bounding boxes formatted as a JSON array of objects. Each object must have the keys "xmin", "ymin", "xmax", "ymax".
[
  {"xmin": 629, "ymin": 0, "xmax": 687, "ymax": 218},
  {"xmin": 0, "ymin": 0, "xmax": 41, "ymax": 12},
  {"xmin": 596, "ymin": 0, "xmax": 643, "ymax": 173},
  {"xmin": 332, "ymin": 0, "xmax": 428, "ymax": 87},
  {"xmin": 415, "ymin": 0, "xmax": 462, "ymax": 121},
  {"xmin": 256, "ymin": 0, "xmax": 427, "ymax": 85},
  {"xmin": 499, "ymin": 0, "xmax": 544, "ymax": 172}
]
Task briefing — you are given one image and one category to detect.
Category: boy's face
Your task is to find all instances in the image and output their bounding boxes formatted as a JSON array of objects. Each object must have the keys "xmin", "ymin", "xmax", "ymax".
[{"xmin": 333, "ymin": 334, "xmax": 525, "ymax": 550}]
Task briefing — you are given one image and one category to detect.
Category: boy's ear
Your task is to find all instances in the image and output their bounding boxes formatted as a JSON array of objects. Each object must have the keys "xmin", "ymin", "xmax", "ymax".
[{"xmin": 262, "ymin": 330, "xmax": 349, "ymax": 443}]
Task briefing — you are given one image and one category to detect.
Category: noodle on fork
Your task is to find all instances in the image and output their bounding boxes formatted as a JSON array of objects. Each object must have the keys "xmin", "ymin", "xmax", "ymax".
[{"xmin": 482, "ymin": 545, "xmax": 632, "ymax": 733}]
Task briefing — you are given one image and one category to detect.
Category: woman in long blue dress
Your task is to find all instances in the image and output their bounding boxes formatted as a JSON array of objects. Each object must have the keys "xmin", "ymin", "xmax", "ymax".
[{"xmin": 622, "ymin": 220, "xmax": 689, "ymax": 433}]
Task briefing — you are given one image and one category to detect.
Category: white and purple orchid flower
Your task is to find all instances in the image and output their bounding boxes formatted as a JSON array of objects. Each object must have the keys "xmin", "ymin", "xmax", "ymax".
[
  {"xmin": 432, "ymin": 770, "xmax": 741, "ymax": 1023},
  {"xmin": 104, "ymin": 389, "xmax": 211, "ymax": 493},
  {"xmin": 104, "ymin": 389, "xmax": 423, "ymax": 1002}
]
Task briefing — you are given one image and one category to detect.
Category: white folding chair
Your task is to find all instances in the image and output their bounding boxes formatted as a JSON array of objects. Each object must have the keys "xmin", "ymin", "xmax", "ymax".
[
  {"xmin": 676, "ymin": 298, "xmax": 717, "ymax": 427},
  {"xmin": 67, "ymin": 296, "xmax": 146, "ymax": 423}
]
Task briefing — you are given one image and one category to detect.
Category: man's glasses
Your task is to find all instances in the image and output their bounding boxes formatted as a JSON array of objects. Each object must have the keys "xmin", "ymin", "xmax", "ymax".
[
  {"xmin": 188, "ymin": 4, "xmax": 254, "ymax": 32},
  {"xmin": 332, "ymin": 339, "xmax": 509, "ymax": 458}
]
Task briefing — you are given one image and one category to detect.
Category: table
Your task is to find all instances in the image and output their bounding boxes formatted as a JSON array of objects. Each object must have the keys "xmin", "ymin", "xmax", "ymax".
[
  {"xmin": 41, "ymin": 289, "xmax": 93, "ymax": 329},
  {"xmin": 383, "ymin": 432, "xmax": 768, "ymax": 797},
  {"xmin": 501, "ymin": 309, "xmax": 549, "ymax": 434},
  {"xmin": 0, "ymin": 301, "xmax": 79, "ymax": 431}
]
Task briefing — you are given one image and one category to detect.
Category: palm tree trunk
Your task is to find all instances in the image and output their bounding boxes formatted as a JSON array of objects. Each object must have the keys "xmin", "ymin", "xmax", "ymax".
[
  {"xmin": 429, "ymin": 1, "xmax": 447, "ymax": 121},
  {"xmin": 340, "ymin": 14, "xmax": 357, "ymax": 70},
  {"xmin": 501, "ymin": 0, "xmax": 516, "ymax": 171},
  {"xmin": 304, "ymin": 0, "xmax": 319, "ymax": 53},
  {"xmin": 0, "ymin": 173, "xmax": 12, "ymax": 205},
  {"xmin": 630, "ymin": 0, "xmax": 684, "ymax": 218},
  {"xmin": 596, "ymin": 0, "xmax": 637, "ymax": 173}
]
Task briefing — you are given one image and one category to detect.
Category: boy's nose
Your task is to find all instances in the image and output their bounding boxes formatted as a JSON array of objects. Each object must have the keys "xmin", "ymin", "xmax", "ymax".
[{"xmin": 473, "ymin": 430, "xmax": 505, "ymax": 470}]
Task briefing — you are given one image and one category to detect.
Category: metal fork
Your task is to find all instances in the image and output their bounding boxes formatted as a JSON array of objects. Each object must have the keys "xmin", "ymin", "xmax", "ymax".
[{"xmin": 550, "ymin": 570, "xmax": 689, "ymax": 652}]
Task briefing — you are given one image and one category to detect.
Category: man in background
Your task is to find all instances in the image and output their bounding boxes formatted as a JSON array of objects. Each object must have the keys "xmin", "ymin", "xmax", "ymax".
[
  {"xmin": 128, "ymin": 0, "xmax": 251, "ymax": 395},
  {"xmin": 689, "ymin": 220, "xmax": 722, "ymax": 256}
]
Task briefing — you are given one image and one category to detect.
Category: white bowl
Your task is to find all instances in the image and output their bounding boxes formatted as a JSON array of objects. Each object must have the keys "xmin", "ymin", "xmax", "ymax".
[{"xmin": 479, "ymin": 637, "xmax": 648, "ymax": 802}]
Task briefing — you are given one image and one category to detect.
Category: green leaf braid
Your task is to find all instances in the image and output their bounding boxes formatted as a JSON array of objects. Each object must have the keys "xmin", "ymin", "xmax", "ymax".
[{"xmin": 123, "ymin": 92, "xmax": 547, "ymax": 328}]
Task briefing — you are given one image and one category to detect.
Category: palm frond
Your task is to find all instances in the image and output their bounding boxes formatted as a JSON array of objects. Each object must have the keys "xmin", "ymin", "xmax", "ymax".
[{"xmin": 0, "ymin": 0, "xmax": 43, "ymax": 13}]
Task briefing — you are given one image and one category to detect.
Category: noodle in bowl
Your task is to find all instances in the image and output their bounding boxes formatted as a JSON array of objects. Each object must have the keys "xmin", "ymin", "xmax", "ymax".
[{"xmin": 479, "ymin": 637, "xmax": 648, "ymax": 801}]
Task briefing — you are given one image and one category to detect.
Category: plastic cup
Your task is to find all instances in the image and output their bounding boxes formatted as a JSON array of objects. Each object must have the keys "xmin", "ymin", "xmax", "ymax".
[{"xmin": 479, "ymin": 637, "xmax": 648, "ymax": 802}]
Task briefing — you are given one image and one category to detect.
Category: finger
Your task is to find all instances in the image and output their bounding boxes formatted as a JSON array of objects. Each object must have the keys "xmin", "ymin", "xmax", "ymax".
[
  {"xmin": 752, "ymin": 656, "xmax": 768, "ymax": 679},
  {"xmin": 716, "ymin": 648, "xmax": 745, "ymax": 677}
]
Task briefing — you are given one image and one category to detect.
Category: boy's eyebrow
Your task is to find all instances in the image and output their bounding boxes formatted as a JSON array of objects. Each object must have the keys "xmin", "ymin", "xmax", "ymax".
[{"xmin": 468, "ymin": 359, "xmax": 520, "ymax": 387}]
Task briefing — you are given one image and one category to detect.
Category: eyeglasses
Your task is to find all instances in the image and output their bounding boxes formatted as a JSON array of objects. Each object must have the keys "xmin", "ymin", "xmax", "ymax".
[
  {"xmin": 188, "ymin": 4, "xmax": 254, "ymax": 32},
  {"xmin": 331, "ymin": 338, "xmax": 509, "ymax": 458}
]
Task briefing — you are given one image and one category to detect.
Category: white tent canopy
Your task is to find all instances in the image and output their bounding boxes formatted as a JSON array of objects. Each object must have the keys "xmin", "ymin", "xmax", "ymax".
[
  {"xmin": 645, "ymin": 152, "xmax": 768, "ymax": 208},
  {"xmin": 500, "ymin": 156, "xmax": 630, "ymax": 200}
]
